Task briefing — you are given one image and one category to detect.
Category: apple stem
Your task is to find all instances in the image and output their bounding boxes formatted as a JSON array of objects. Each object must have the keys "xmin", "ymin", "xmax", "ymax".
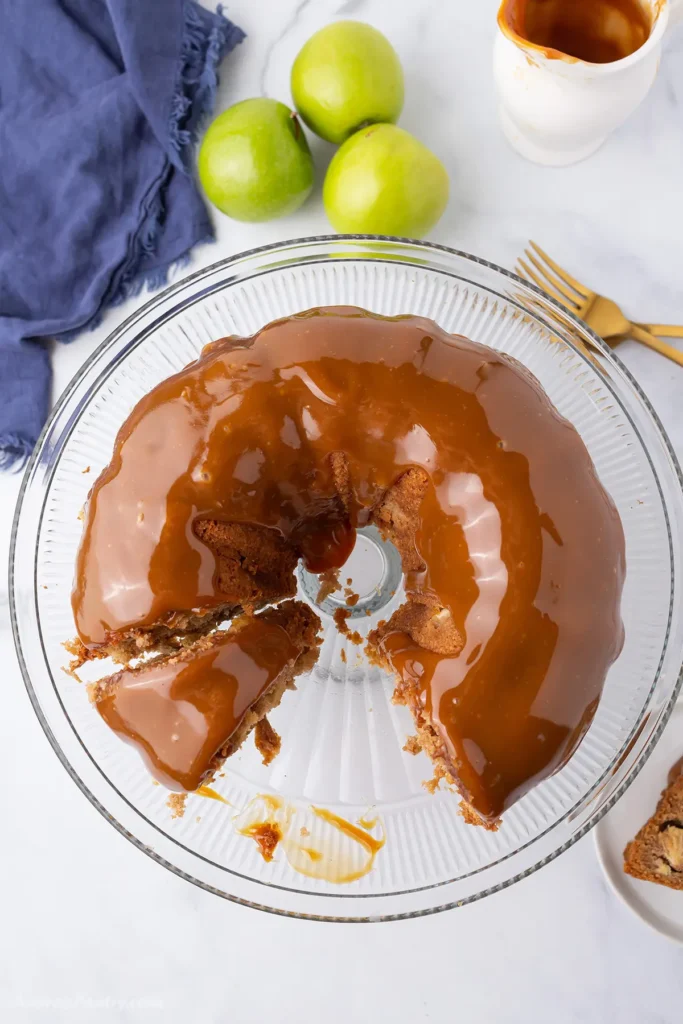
[{"xmin": 290, "ymin": 111, "xmax": 301, "ymax": 140}]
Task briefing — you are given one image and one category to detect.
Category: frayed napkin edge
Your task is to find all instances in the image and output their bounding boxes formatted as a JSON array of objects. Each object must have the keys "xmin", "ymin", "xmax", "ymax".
[{"xmin": 2, "ymin": 3, "xmax": 244, "ymax": 472}]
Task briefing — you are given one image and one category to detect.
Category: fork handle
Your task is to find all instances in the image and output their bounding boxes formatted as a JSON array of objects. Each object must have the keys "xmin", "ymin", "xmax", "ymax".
[
  {"xmin": 636, "ymin": 322, "xmax": 683, "ymax": 339},
  {"xmin": 629, "ymin": 324, "xmax": 683, "ymax": 367}
]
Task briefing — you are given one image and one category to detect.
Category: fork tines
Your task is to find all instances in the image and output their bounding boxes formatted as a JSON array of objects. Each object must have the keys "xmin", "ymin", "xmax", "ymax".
[{"xmin": 515, "ymin": 241, "xmax": 590, "ymax": 312}]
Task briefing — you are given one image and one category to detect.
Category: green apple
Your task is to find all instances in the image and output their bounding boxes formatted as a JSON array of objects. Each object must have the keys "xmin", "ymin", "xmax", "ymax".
[
  {"xmin": 291, "ymin": 21, "xmax": 404, "ymax": 144},
  {"xmin": 198, "ymin": 98, "xmax": 314, "ymax": 221},
  {"xmin": 323, "ymin": 124, "xmax": 449, "ymax": 237}
]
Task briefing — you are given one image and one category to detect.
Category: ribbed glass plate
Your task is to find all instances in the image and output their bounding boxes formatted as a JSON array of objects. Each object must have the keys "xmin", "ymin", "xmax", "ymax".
[{"xmin": 11, "ymin": 237, "xmax": 683, "ymax": 921}]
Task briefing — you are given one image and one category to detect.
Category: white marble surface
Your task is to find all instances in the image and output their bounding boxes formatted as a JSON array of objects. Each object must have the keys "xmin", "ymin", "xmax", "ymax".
[{"xmin": 2, "ymin": 0, "xmax": 683, "ymax": 1019}]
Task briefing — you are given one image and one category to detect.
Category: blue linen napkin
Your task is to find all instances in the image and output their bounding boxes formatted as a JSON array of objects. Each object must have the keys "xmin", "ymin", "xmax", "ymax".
[{"xmin": 0, "ymin": 0, "xmax": 244, "ymax": 469}]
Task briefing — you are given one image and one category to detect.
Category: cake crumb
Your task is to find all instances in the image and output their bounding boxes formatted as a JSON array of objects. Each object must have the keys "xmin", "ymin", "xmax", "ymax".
[
  {"xmin": 167, "ymin": 793, "xmax": 187, "ymax": 819},
  {"xmin": 254, "ymin": 716, "xmax": 281, "ymax": 766},
  {"xmin": 403, "ymin": 735, "xmax": 421, "ymax": 755},
  {"xmin": 334, "ymin": 609, "xmax": 363, "ymax": 646},
  {"xmin": 240, "ymin": 822, "xmax": 282, "ymax": 862},
  {"xmin": 195, "ymin": 816, "xmax": 201, "ymax": 823},
  {"xmin": 82, "ymin": 466, "xmax": 90, "ymax": 474},
  {"xmin": 77, "ymin": 506, "xmax": 85, "ymax": 521},
  {"xmin": 300, "ymin": 826, "xmax": 310, "ymax": 837},
  {"xmin": 459, "ymin": 801, "xmax": 499, "ymax": 830},
  {"xmin": 152, "ymin": 780, "xmax": 160, "ymax": 786},
  {"xmin": 65, "ymin": 664, "xmax": 83, "ymax": 683},
  {"xmin": 317, "ymin": 567, "xmax": 341, "ymax": 603},
  {"xmin": 334, "ymin": 607, "xmax": 350, "ymax": 635},
  {"xmin": 340, "ymin": 649, "xmax": 347, "ymax": 664}
]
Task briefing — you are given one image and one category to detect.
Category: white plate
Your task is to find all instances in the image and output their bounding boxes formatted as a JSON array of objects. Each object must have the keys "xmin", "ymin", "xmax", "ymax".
[{"xmin": 595, "ymin": 701, "xmax": 683, "ymax": 943}]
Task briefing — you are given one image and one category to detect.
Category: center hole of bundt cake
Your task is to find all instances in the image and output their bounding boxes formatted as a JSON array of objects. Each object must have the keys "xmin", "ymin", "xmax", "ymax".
[{"xmin": 298, "ymin": 525, "xmax": 403, "ymax": 618}]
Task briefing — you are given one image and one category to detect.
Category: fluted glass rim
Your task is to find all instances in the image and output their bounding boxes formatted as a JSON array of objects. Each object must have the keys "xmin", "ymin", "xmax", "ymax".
[{"xmin": 10, "ymin": 235, "xmax": 683, "ymax": 922}]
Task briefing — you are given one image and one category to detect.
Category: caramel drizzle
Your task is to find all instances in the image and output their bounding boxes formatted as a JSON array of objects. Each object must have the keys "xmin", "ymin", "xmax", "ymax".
[{"xmin": 76, "ymin": 307, "xmax": 625, "ymax": 821}]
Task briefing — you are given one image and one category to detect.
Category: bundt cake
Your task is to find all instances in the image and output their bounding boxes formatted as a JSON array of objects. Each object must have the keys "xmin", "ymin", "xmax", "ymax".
[{"xmin": 70, "ymin": 306, "xmax": 626, "ymax": 826}]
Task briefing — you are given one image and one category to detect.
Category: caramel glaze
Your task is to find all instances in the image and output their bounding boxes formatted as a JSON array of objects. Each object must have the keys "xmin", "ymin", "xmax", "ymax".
[
  {"xmin": 499, "ymin": 0, "xmax": 651, "ymax": 64},
  {"xmin": 96, "ymin": 620, "xmax": 298, "ymax": 791},
  {"xmin": 75, "ymin": 307, "xmax": 625, "ymax": 821}
]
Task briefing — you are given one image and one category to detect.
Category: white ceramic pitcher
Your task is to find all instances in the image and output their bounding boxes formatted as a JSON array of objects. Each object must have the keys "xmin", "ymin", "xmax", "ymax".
[{"xmin": 494, "ymin": 0, "xmax": 683, "ymax": 165}]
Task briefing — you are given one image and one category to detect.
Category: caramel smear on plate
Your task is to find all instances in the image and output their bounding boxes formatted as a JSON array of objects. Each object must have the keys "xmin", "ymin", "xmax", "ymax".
[
  {"xmin": 196, "ymin": 785, "xmax": 231, "ymax": 805},
  {"xmin": 231, "ymin": 794, "xmax": 385, "ymax": 883}
]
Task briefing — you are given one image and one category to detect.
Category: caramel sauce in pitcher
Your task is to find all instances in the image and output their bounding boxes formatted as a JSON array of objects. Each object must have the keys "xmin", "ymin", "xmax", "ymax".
[{"xmin": 500, "ymin": 0, "xmax": 652, "ymax": 63}]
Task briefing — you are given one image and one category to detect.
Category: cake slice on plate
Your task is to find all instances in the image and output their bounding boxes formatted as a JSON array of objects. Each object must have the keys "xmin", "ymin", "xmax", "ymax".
[{"xmin": 623, "ymin": 761, "xmax": 683, "ymax": 890}]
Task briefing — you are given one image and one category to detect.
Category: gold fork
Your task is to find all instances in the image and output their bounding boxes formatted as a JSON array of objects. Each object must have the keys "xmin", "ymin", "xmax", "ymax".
[
  {"xmin": 637, "ymin": 323, "xmax": 683, "ymax": 338},
  {"xmin": 515, "ymin": 242, "xmax": 683, "ymax": 367}
]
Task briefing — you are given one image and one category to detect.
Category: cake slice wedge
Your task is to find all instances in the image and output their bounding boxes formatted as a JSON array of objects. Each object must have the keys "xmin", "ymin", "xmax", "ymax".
[
  {"xmin": 66, "ymin": 521, "xmax": 301, "ymax": 672},
  {"xmin": 623, "ymin": 764, "xmax": 683, "ymax": 890},
  {"xmin": 89, "ymin": 601, "xmax": 320, "ymax": 792}
]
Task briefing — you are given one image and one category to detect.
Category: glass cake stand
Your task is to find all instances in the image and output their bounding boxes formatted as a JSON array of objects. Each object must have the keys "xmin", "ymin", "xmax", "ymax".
[{"xmin": 10, "ymin": 237, "xmax": 683, "ymax": 921}]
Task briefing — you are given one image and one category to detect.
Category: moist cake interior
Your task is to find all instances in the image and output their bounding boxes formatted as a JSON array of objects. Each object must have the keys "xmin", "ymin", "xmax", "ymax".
[{"xmin": 623, "ymin": 758, "xmax": 683, "ymax": 890}]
